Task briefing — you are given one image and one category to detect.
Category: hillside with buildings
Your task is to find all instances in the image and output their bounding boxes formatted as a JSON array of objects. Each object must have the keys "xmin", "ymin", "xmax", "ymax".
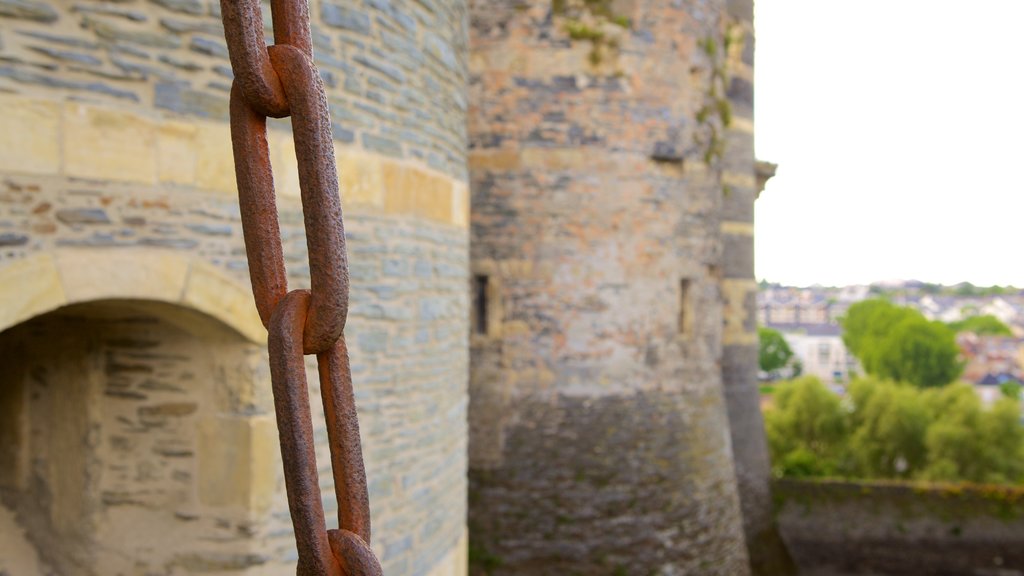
[{"xmin": 759, "ymin": 280, "xmax": 1024, "ymax": 395}]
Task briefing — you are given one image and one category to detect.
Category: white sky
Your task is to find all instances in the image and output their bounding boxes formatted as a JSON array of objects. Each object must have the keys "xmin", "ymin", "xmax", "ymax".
[{"xmin": 753, "ymin": 1, "xmax": 1024, "ymax": 288}]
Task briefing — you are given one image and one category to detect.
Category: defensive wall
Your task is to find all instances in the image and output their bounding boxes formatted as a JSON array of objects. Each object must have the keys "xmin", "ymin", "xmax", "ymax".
[{"xmin": 776, "ymin": 478, "xmax": 1024, "ymax": 576}]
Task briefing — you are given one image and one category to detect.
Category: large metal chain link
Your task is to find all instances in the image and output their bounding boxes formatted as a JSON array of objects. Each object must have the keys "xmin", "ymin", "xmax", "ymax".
[{"xmin": 220, "ymin": 1, "xmax": 382, "ymax": 574}]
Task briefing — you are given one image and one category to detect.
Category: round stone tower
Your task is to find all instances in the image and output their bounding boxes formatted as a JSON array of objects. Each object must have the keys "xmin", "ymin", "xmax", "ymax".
[
  {"xmin": 0, "ymin": 0, "xmax": 469, "ymax": 575},
  {"xmin": 468, "ymin": 0, "xmax": 750, "ymax": 573}
]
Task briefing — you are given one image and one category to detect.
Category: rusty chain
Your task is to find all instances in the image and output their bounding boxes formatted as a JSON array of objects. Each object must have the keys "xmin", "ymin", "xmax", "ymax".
[{"xmin": 220, "ymin": 0, "xmax": 382, "ymax": 574}]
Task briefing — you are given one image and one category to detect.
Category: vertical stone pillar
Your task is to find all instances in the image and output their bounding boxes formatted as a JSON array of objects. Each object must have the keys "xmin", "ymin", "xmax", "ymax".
[
  {"xmin": 719, "ymin": 0, "xmax": 796, "ymax": 573},
  {"xmin": 468, "ymin": 1, "xmax": 749, "ymax": 573}
]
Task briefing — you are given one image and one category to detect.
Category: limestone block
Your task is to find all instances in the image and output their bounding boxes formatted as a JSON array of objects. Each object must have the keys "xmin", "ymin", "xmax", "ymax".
[
  {"xmin": 451, "ymin": 181, "xmax": 469, "ymax": 228},
  {"xmin": 54, "ymin": 248, "xmax": 188, "ymax": 305},
  {"xmin": 722, "ymin": 278, "xmax": 758, "ymax": 345},
  {"xmin": 468, "ymin": 149, "xmax": 519, "ymax": 172},
  {"xmin": 382, "ymin": 161, "xmax": 413, "ymax": 214},
  {"xmin": 720, "ymin": 220, "xmax": 754, "ymax": 236},
  {"xmin": 0, "ymin": 254, "xmax": 66, "ymax": 332},
  {"xmin": 194, "ymin": 122, "xmax": 236, "ymax": 194},
  {"xmin": 182, "ymin": 259, "xmax": 266, "ymax": 343},
  {"xmin": 270, "ymin": 131, "xmax": 301, "ymax": 199},
  {"xmin": 198, "ymin": 415, "xmax": 277, "ymax": 512},
  {"xmin": 337, "ymin": 148, "xmax": 383, "ymax": 209},
  {"xmin": 64, "ymin": 103, "xmax": 157, "ymax": 183},
  {"xmin": 415, "ymin": 171, "xmax": 453, "ymax": 223},
  {"xmin": 0, "ymin": 95, "xmax": 60, "ymax": 176},
  {"xmin": 157, "ymin": 120, "xmax": 198, "ymax": 185}
]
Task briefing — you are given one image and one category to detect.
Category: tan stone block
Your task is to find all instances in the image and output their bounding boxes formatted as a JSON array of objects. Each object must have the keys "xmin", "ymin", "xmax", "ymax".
[
  {"xmin": 451, "ymin": 181, "xmax": 469, "ymax": 228},
  {"xmin": 415, "ymin": 172, "xmax": 453, "ymax": 223},
  {"xmin": 455, "ymin": 528, "xmax": 468, "ymax": 576},
  {"xmin": 469, "ymin": 149, "xmax": 520, "ymax": 172},
  {"xmin": 382, "ymin": 161, "xmax": 413, "ymax": 214},
  {"xmin": 730, "ymin": 115, "xmax": 754, "ymax": 134},
  {"xmin": 194, "ymin": 122, "xmax": 236, "ymax": 194},
  {"xmin": 720, "ymin": 220, "xmax": 754, "ymax": 236},
  {"xmin": 157, "ymin": 120, "xmax": 197, "ymax": 185},
  {"xmin": 247, "ymin": 415, "xmax": 278, "ymax": 513},
  {"xmin": 199, "ymin": 416, "xmax": 274, "ymax": 511},
  {"xmin": 182, "ymin": 259, "xmax": 266, "ymax": 344},
  {"xmin": 64, "ymin": 103, "xmax": 156, "ymax": 183},
  {"xmin": 722, "ymin": 170, "xmax": 755, "ymax": 189},
  {"xmin": 337, "ymin": 148, "xmax": 383, "ymax": 209},
  {"xmin": 55, "ymin": 248, "xmax": 188, "ymax": 305},
  {"xmin": 0, "ymin": 254, "xmax": 66, "ymax": 333},
  {"xmin": 0, "ymin": 94, "xmax": 60, "ymax": 175},
  {"xmin": 270, "ymin": 131, "xmax": 301, "ymax": 199},
  {"xmin": 522, "ymin": 148, "xmax": 588, "ymax": 171},
  {"xmin": 722, "ymin": 278, "xmax": 758, "ymax": 345}
]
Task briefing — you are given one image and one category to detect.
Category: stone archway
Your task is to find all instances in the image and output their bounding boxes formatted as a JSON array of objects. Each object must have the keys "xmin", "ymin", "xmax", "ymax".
[{"xmin": 0, "ymin": 251, "xmax": 281, "ymax": 575}]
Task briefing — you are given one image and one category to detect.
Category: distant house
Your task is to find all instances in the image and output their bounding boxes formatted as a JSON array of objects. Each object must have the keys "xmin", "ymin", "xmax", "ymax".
[{"xmin": 769, "ymin": 323, "xmax": 859, "ymax": 384}]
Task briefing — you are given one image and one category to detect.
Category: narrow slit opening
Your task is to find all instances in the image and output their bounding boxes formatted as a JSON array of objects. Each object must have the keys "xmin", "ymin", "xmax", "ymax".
[
  {"xmin": 473, "ymin": 275, "xmax": 489, "ymax": 335},
  {"xmin": 679, "ymin": 278, "xmax": 692, "ymax": 335}
]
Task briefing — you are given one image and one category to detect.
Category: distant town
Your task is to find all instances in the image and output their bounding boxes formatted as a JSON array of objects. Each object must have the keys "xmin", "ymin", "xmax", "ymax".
[{"xmin": 759, "ymin": 280, "xmax": 1024, "ymax": 402}]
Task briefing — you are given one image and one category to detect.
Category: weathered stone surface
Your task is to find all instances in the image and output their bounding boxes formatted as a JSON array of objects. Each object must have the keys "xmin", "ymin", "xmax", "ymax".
[
  {"xmin": 468, "ymin": 0, "xmax": 754, "ymax": 573},
  {"xmin": 71, "ymin": 3, "xmax": 147, "ymax": 22},
  {"xmin": 777, "ymin": 479, "xmax": 1024, "ymax": 576},
  {"xmin": 26, "ymin": 45, "xmax": 101, "ymax": 65},
  {"xmin": 84, "ymin": 15, "xmax": 182, "ymax": 48},
  {"xmin": 55, "ymin": 208, "xmax": 110, "ymax": 224},
  {"xmin": 148, "ymin": 0, "xmax": 203, "ymax": 16},
  {"xmin": 0, "ymin": 233, "xmax": 28, "ymax": 246},
  {"xmin": 188, "ymin": 35, "xmax": 227, "ymax": 58},
  {"xmin": 0, "ymin": 0, "xmax": 57, "ymax": 22},
  {"xmin": 64, "ymin": 103, "xmax": 157, "ymax": 183},
  {"xmin": 321, "ymin": 3, "xmax": 371, "ymax": 34},
  {"xmin": 0, "ymin": 0, "xmax": 470, "ymax": 573},
  {"xmin": 0, "ymin": 94, "xmax": 60, "ymax": 175}
]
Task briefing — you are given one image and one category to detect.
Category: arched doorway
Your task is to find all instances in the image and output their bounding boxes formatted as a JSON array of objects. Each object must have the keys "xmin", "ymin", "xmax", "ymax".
[{"xmin": 0, "ymin": 298, "xmax": 274, "ymax": 575}]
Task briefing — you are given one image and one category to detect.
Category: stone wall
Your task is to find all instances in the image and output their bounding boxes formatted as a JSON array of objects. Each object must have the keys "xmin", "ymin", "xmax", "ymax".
[
  {"xmin": 0, "ymin": 0, "xmax": 470, "ymax": 573},
  {"xmin": 717, "ymin": 0, "xmax": 795, "ymax": 572},
  {"xmin": 776, "ymin": 478, "xmax": 1024, "ymax": 576},
  {"xmin": 467, "ymin": 0, "xmax": 749, "ymax": 573}
]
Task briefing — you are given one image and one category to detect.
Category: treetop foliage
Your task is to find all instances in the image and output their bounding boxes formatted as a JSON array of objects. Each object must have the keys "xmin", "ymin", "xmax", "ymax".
[
  {"xmin": 766, "ymin": 376, "xmax": 1024, "ymax": 484},
  {"xmin": 948, "ymin": 314, "xmax": 1014, "ymax": 336},
  {"xmin": 759, "ymin": 326, "xmax": 795, "ymax": 374},
  {"xmin": 841, "ymin": 299, "xmax": 963, "ymax": 388}
]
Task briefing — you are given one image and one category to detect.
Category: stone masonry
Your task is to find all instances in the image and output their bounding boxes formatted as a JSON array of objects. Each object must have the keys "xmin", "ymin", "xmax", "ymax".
[
  {"xmin": 0, "ymin": 0, "xmax": 780, "ymax": 573},
  {"xmin": 0, "ymin": 0, "xmax": 470, "ymax": 574},
  {"xmin": 467, "ymin": 0, "xmax": 755, "ymax": 574}
]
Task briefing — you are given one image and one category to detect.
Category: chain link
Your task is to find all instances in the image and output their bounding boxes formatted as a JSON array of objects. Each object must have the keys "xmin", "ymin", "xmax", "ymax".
[{"xmin": 220, "ymin": 1, "xmax": 381, "ymax": 574}]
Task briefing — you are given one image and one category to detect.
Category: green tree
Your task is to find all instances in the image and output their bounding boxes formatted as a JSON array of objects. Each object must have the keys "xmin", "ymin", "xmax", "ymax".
[
  {"xmin": 766, "ymin": 377, "xmax": 1024, "ymax": 485},
  {"xmin": 841, "ymin": 299, "xmax": 918, "ymax": 367},
  {"xmin": 765, "ymin": 377, "xmax": 847, "ymax": 477},
  {"xmin": 846, "ymin": 378, "xmax": 929, "ymax": 479},
  {"xmin": 759, "ymin": 327, "xmax": 794, "ymax": 375},
  {"xmin": 948, "ymin": 314, "xmax": 1014, "ymax": 336},
  {"xmin": 919, "ymin": 383, "xmax": 1024, "ymax": 483},
  {"xmin": 870, "ymin": 316, "xmax": 963, "ymax": 388},
  {"xmin": 842, "ymin": 300, "xmax": 962, "ymax": 388},
  {"xmin": 1001, "ymin": 381, "xmax": 1022, "ymax": 400}
]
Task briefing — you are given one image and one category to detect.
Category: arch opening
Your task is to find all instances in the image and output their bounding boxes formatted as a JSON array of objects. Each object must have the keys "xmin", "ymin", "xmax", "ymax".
[{"xmin": 0, "ymin": 298, "xmax": 273, "ymax": 576}]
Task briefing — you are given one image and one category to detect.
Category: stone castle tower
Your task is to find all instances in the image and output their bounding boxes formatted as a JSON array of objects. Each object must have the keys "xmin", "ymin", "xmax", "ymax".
[
  {"xmin": 466, "ymin": 0, "xmax": 769, "ymax": 574},
  {"xmin": 0, "ymin": 0, "xmax": 772, "ymax": 574}
]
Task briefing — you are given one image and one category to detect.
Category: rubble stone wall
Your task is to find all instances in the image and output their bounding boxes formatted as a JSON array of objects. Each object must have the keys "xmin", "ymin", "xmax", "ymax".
[{"xmin": 466, "ymin": 0, "xmax": 750, "ymax": 573}]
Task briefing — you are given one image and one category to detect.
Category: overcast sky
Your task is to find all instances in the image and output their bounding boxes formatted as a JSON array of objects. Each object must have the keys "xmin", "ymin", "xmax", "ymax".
[{"xmin": 753, "ymin": 1, "xmax": 1024, "ymax": 288}]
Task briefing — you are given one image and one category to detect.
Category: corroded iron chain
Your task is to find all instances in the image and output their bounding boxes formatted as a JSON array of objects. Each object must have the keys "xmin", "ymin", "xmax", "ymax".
[{"xmin": 220, "ymin": 1, "xmax": 382, "ymax": 574}]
